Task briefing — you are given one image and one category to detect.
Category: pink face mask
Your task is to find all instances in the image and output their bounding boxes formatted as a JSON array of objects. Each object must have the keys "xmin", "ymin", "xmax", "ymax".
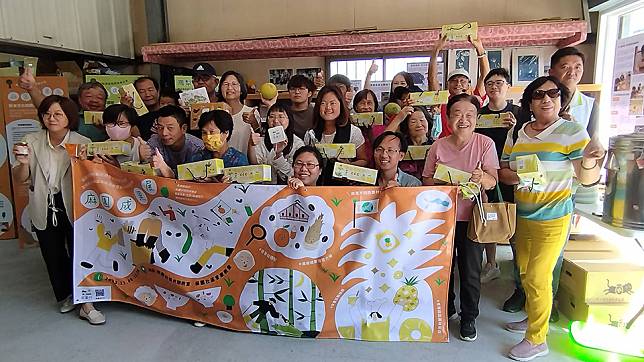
[{"xmin": 105, "ymin": 125, "xmax": 131, "ymax": 141}]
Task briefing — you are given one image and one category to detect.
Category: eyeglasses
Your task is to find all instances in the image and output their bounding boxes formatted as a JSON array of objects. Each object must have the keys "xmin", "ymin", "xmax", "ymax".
[
  {"xmin": 221, "ymin": 82, "xmax": 240, "ymax": 88},
  {"xmin": 43, "ymin": 112, "xmax": 66, "ymax": 120},
  {"xmin": 105, "ymin": 122, "xmax": 130, "ymax": 128},
  {"xmin": 294, "ymin": 161, "xmax": 319, "ymax": 170},
  {"xmin": 485, "ymin": 80, "xmax": 507, "ymax": 88},
  {"xmin": 374, "ymin": 147, "xmax": 401, "ymax": 156},
  {"xmin": 288, "ymin": 87, "xmax": 308, "ymax": 93},
  {"xmin": 532, "ymin": 88, "xmax": 561, "ymax": 100}
]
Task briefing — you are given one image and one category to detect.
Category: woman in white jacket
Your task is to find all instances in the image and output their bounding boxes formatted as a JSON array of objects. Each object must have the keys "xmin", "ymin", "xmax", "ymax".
[
  {"xmin": 249, "ymin": 103, "xmax": 304, "ymax": 184},
  {"xmin": 12, "ymin": 95, "xmax": 105, "ymax": 325}
]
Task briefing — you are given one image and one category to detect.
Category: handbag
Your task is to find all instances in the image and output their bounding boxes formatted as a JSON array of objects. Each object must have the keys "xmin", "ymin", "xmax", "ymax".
[{"xmin": 465, "ymin": 183, "xmax": 516, "ymax": 243}]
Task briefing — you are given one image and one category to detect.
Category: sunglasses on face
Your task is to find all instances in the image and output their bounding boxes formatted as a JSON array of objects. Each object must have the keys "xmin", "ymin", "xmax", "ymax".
[{"xmin": 532, "ymin": 88, "xmax": 561, "ymax": 100}]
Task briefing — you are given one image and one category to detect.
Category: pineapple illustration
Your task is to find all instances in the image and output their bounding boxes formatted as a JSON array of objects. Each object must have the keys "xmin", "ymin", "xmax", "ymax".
[{"xmin": 393, "ymin": 276, "xmax": 419, "ymax": 312}]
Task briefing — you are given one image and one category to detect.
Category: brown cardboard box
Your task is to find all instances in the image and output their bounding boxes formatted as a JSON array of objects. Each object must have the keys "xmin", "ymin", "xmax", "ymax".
[
  {"xmin": 560, "ymin": 258, "xmax": 644, "ymax": 304},
  {"xmin": 558, "ymin": 285, "xmax": 642, "ymax": 329}
]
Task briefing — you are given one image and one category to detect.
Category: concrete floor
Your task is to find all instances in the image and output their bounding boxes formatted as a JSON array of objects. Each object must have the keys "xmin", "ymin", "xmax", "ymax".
[{"xmin": 0, "ymin": 239, "xmax": 638, "ymax": 362}]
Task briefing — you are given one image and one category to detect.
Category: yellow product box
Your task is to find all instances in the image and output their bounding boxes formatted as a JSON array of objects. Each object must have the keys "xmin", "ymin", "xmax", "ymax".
[
  {"xmin": 403, "ymin": 145, "xmax": 431, "ymax": 161},
  {"xmin": 87, "ymin": 141, "xmax": 131, "ymax": 156},
  {"xmin": 441, "ymin": 21, "xmax": 478, "ymax": 41},
  {"xmin": 190, "ymin": 103, "xmax": 227, "ymax": 130},
  {"xmin": 409, "ymin": 91, "xmax": 449, "ymax": 106},
  {"xmin": 558, "ymin": 286, "xmax": 640, "ymax": 329},
  {"xmin": 560, "ymin": 258, "xmax": 644, "ymax": 304},
  {"xmin": 83, "ymin": 111, "xmax": 103, "ymax": 125},
  {"xmin": 563, "ymin": 250, "xmax": 623, "ymax": 261},
  {"xmin": 351, "ymin": 112, "xmax": 384, "ymax": 127},
  {"xmin": 564, "ymin": 239, "xmax": 618, "ymax": 253},
  {"xmin": 120, "ymin": 83, "xmax": 149, "ymax": 116},
  {"xmin": 120, "ymin": 161, "xmax": 155, "ymax": 176},
  {"xmin": 516, "ymin": 154, "xmax": 546, "ymax": 185},
  {"xmin": 332, "ymin": 163, "xmax": 378, "ymax": 185},
  {"xmin": 177, "ymin": 159, "xmax": 225, "ymax": 180},
  {"xmin": 476, "ymin": 112, "xmax": 510, "ymax": 128},
  {"xmin": 316, "ymin": 143, "xmax": 357, "ymax": 159},
  {"xmin": 224, "ymin": 165, "xmax": 272, "ymax": 184},
  {"xmin": 434, "ymin": 163, "xmax": 472, "ymax": 184}
]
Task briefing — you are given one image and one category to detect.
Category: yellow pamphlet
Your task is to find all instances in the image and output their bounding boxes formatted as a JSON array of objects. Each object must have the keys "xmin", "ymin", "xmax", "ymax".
[
  {"xmin": 87, "ymin": 141, "xmax": 131, "ymax": 156},
  {"xmin": 351, "ymin": 112, "xmax": 384, "ymax": 127},
  {"xmin": 434, "ymin": 163, "xmax": 472, "ymax": 184},
  {"xmin": 315, "ymin": 143, "xmax": 357, "ymax": 159},
  {"xmin": 476, "ymin": 112, "xmax": 510, "ymax": 128},
  {"xmin": 516, "ymin": 154, "xmax": 546, "ymax": 185},
  {"xmin": 403, "ymin": 145, "xmax": 431, "ymax": 161},
  {"xmin": 441, "ymin": 22, "xmax": 478, "ymax": 41},
  {"xmin": 409, "ymin": 91, "xmax": 449, "ymax": 106},
  {"xmin": 83, "ymin": 111, "xmax": 103, "ymax": 125},
  {"xmin": 120, "ymin": 84, "xmax": 149, "ymax": 116}
]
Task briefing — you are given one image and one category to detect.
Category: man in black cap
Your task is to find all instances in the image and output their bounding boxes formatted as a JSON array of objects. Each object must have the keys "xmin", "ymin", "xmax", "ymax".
[{"xmin": 192, "ymin": 63, "xmax": 219, "ymax": 102}]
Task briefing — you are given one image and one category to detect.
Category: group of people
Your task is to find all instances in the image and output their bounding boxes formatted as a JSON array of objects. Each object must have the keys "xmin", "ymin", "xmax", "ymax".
[{"xmin": 15, "ymin": 42, "xmax": 605, "ymax": 361}]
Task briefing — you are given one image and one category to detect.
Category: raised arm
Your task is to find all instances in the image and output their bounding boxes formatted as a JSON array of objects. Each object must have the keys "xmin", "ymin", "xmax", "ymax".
[
  {"xmin": 363, "ymin": 61, "xmax": 379, "ymax": 90},
  {"xmin": 18, "ymin": 67, "xmax": 45, "ymax": 108},
  {"xmin": 428, "ymin": 35, "xmax": 448, "ymax": 91},
  {"xmin": 469, "ymin": 35, "xmax": 489, "ymax": 97}
]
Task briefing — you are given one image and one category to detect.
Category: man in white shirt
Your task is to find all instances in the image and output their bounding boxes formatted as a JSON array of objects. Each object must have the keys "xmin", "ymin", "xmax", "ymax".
[{"xmin": 549, "ymin": 47, "xmax": 598, "ymax": 137}]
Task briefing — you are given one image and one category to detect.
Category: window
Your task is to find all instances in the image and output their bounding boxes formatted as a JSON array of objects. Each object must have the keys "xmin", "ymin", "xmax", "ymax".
[
  {"xmin": 620, "ymin": 6, "xmax": 644, "ymax": 38},
  {"xmin": 329, "ymin": 55, "xmax": 443, "ymax": 91}
]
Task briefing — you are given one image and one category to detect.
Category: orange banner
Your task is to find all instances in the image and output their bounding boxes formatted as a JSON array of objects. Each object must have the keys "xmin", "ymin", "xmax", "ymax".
[{"xmin": 72, "ymin": 160, "xmax": 457, "ymax": 342}]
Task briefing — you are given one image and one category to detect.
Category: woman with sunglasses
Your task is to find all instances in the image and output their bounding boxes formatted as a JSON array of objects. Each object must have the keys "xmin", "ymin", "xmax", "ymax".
[
  {"xmin": 500, "ymin": 76, "xmax": 605, "ymax": 361},
  {"xmin": 287, "ymin": 146, "xmax": 324, "ymax": 190}
]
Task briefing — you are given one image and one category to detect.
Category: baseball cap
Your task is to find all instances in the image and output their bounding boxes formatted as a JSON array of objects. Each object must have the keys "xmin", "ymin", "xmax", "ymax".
[
  {"xmin": 447, "ymin": 69, "xmax": 471, "ymax": 81},
  {"xmin": 192, "ymin": 63, "xmax": 216, "ymax": 77}
]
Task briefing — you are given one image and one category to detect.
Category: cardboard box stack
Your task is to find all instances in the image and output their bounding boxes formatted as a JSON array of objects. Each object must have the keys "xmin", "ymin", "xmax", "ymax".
[{"xmin": 559, "ymin": 239, "xmax": 644, "ymax": 329}]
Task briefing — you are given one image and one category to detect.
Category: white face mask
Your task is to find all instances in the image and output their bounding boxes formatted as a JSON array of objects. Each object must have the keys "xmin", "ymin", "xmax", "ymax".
[{"xmin": 105, "ymin": 125, "xmax": 131, "ymax": 141}]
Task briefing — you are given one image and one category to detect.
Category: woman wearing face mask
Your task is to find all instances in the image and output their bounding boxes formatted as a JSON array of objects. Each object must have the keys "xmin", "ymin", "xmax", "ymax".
[
  {"xmin": 189, "ymin": 110, "xmax": 248, "ymax": 168},
  {"xmin": 216, "ymin": 71, "xmax": 253, "ymax": 156},
  {"xmin": 92, "ymin": 104, "xmax": 141, "ymax": 166},
  {"xmin": 12, "ymin": 95, "xmax": 105, "ymax": 324},
  {"xmin": 287, "ymin": 146, "xmax": 324, "ymax": 190},
  {"xmin": 398, "ymin": 106, "xmax": 434, "ymax": 179},
  {"xmin": 249, "ymin": 103, "xmax": 304, "ymax": 184},
  {"xmin": 422, "ymin": 93, "xmax": 499, "ymax": 343},
  {"xmin": 304, "ymin": 86, "xmax": 370, "ymax": 184}
]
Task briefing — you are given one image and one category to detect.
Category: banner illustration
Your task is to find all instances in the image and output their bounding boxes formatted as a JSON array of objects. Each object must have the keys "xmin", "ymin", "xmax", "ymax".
[{"xmin": 72, "ymin": 160, "xmax": 456, "ymax": 342}]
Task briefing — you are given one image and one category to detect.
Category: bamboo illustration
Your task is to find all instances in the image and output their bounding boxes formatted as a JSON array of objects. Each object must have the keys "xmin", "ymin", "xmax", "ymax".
[
  {"xmin": 310, "ymin": 282, "xmax": 316, "ymax": 332},
  {"xmin": 288, "ymin": 269, "xmax": 294, "ymax": 325},
  {"xmin": 258, "ymin": 270, "xmax": 270, "ymax": 333}
]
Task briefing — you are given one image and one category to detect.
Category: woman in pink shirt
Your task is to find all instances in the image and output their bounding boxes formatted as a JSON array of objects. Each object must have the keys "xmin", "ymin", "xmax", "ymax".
[{"xmin": 422, "ymin": 93, "xmax": 499, "ymax": 342}]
